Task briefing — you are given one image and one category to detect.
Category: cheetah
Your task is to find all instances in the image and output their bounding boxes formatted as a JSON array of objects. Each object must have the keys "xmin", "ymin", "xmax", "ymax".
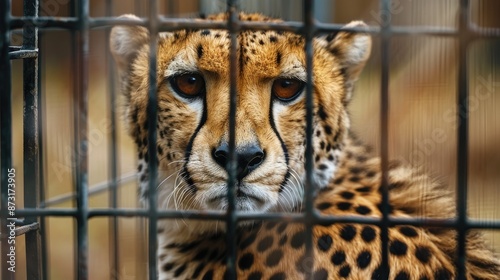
[{"xmin": 110, "ymin": 13, "xmax": 500, "ymax": 280}]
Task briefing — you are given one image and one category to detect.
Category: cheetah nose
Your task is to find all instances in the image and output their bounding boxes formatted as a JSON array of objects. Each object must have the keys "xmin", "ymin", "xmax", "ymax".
[{"xmin": 212, "ymin": 142, "xmax": 265, "ymax": 181}]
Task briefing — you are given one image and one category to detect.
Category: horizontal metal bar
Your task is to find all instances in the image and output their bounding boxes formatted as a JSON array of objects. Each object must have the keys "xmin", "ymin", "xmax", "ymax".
[
  {"xmin": 13, "ymin": 208, "xmax": 500, "ymax": 229},
  {"xmin": 10, "ymin": 17, "xmax": 78, "ymax": 29},
  {"xmin": 9, "ymin": 49, "xmax": 38, "ymax": 59},
  {"xmin": 0, "ymin": 222, "xmax": 39, "ymax": 238},
  {"xmin": 9, "ymin": 16, "xmax": 500, "ymax": 39},
  {"xmin": 14, "ymin": 222, "xmax": 39, "ymax": 236},
  {"xmin": 40, "ymin": 172, "xmax": 136, "ymax": 207}
]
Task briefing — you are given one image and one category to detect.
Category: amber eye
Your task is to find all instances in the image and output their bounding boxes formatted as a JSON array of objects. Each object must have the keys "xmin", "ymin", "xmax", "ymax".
[
  {"xmin": 170, "ymin": 73, "xmax": 206, "ymax": 98},
  {"xmin": 272, "ymin": 78, "xmax": 305, "ymax": 101}
]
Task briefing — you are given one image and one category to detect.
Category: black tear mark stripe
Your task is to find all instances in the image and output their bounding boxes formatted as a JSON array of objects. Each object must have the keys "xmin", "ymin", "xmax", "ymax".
[
  {"xmin": 269, "ymin": 100, "xmax": 290, "ymax": 193},
  {"xmin": 182, "ymin": 98, "xmax": 208, "ymax": 193}
]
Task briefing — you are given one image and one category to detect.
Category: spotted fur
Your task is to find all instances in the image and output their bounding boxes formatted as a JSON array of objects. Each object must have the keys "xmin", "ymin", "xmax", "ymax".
[{"xmin": 110, "ymin": 13, "xmax": 499, "ymax": 280}]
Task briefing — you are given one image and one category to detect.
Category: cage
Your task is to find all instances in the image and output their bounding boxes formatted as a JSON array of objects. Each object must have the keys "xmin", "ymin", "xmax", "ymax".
[{"xmin": 1, "ymin": 0, "xmax": 500, "ymax": 279}]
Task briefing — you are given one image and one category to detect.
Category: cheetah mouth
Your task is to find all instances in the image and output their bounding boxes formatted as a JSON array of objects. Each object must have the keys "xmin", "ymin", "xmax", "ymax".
[
  {"xmin": 207, "ymin": 190, "xmax": 264, "ymax": 205},
  {"xmin": 205, "ymin": 184, "xmax": 267, "ymax": 211}
]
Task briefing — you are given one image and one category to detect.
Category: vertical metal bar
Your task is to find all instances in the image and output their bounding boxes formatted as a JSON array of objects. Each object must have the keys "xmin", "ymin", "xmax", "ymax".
[
  {"xmin": 456, "ymin": 0, "xmax": 470, "ymax": 279},
  {"xmin": 74, "ymin": 0, "xmax": 90, "ymax": 278},
  {"xmin": 105, "ymin": 0, "xmax": 120, "ymax": 279},
  {"xmin": 38, "ymin": 25, "xmax": 49, "ymax": 280},
  {"xmin": 379, "ymin": 0, "xmax": 391, "ymax": 278},
  {"xmin": 303, "ymin": 0, "xmax": 315, "ymax": 279},
  {"xmin": 147, "ymin": 0, "xmax": 159, "ymax": 278},
  {"xmin": 23, "ymin": 0, "xmax": 42, "ymax": 278},
  {"xmin": 0, "ymin": 1, "xmax": 12, "ymax": 279},
  {"xmin": 226, "ymin": 0, "xmax": 239, "ymax": 279}
]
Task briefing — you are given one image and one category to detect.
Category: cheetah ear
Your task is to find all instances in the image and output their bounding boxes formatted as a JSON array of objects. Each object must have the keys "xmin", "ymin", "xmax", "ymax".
[
  {"xmin": 324, "ymin": 21, "xmax": 371, "ymax": 93},
  {"xmin": 109, "ymin": 14, "xmax": 149, "ymax": 72}
]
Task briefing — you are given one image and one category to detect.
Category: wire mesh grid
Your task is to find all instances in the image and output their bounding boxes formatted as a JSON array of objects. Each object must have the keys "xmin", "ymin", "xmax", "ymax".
[{"xmin": 1, "ymin": 0, "xmax": 500, "ymax": 279}]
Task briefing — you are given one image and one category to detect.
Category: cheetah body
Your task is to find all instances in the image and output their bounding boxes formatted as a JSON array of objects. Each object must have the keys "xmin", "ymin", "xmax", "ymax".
[{"xmin": 110, "ymin": 13, "xmax": 500, "ymax": 280}]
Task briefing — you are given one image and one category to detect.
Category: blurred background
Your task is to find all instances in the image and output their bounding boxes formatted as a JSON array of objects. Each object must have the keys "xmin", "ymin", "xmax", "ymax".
[{"xmin": 7, "ymin": 0, "xmax": 500, "ymax": 279}]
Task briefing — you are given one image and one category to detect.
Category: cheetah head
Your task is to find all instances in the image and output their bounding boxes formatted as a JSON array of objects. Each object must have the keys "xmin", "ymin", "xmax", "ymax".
[{"xmin": 110, "ymin": 13, "xmax": 371, "ymax": 233}]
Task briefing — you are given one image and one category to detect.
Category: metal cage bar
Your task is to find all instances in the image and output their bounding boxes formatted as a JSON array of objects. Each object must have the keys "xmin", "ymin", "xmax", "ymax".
[
  {"xmin": 456, "ymin": 0, "xmax": 472, "ymax": 279},
  {"xmin": 22, "ymin": 0, "xmax": 42, "ymax": 279},
  {"xmin": 1, "ymin": 0, "xmax": 500, "ymax": 279},
  {"xmin": 104, "ymin": 0, "xmax": 120, "ymax": 278},
  {"xmin": 379, "ymin": 0, "xmax": 392, "ymax": 278},
  {"xmin": 72, "ymin": 0, "xmax": 91, "ymax": 278},
  {"xmin": 303, "ymin": 0, "xmax": 316, "ymax": 278},
  {"xmin": 0, "ymin": 0, "xmax": 14, "ymax": 278},
  {"xmin": 225, "ymin": 1, "xmax": 239, "ymax": 279},
  {"xmin": 146, "ymin": 0, "xmax": 160, "ymax": 279}
]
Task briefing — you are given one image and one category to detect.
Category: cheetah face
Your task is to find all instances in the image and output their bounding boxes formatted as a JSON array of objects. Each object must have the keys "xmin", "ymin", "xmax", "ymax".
[{"xmin": 110, "ymin": 14, "xmax": 371, "ymax": 219}]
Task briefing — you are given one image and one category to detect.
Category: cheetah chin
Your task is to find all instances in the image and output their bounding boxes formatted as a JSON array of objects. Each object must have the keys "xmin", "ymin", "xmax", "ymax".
[{"xmin": 111, "ymin": 12, "xmax": 500, "ymax": 280}]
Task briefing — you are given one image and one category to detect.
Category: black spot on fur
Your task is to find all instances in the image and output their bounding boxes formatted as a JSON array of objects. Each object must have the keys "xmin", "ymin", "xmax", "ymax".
[
  {"xmin": 350, "ymin": 166, "xmax": 364, "ymax": 174},
  {"xmin": 279, "ymin": 235, "xmax": 287, "ymax": 245},
  {"xmin": 372, "ymin": 266, "xmax": 390, "ymax": 280},
  {"xmin": 324, "ymin": 125, "xmax": 332, "ymax": 135},
  {"xmin": 162, "ymin": 262, "xmax": 175, "ymax": 271},
  {"xmin": 395, "ymin": 271, "xmax": 410, "ymax": 280},
  {"xmin": 337, "ymin": 202, "xmax": 352, "ymax": 211},
  {"xmin": 277, "ymin": 222, "xmax": 287, "ymax": 233},
  {"xmin": 329, "ymin": 46, "xmax": 341, "ymax": 57},
  {"xmin": 201, "ymin": 269, "xmax": 214, "ymax": 280},
  {"xmin": 257, "ymin": 236, "xmax": 274, "ymax": 252},
  {"xmin": 361, "ymin": 226, "xmax": 376, "ymax": 243},
  {"xmin": 192, "ymin": 262, "xmax": 205, "ymax": 278},
  {"xmin": 276, "ymin": 51, "xmax": 282, "ymax": 65},
  {"xmin": 266, "ymin": 249, "xmax": 283, "ymax": 267},
  {"xmin": 317, "ymin": 234, "xmax": 333, "ymax": 252},
  {"xmin": 318, "ymin": 106, "xmax": 328, "ymax": 120},
  {"xmin": 388, "ymin": 181, "xmax": 405, "ymax": 190},
  {"xmin": 339, "ymin": 265, "xmax": 351, "ymax": 278},
  {"xmin": 399, "ymin": 226, "xmax": 418, "ymax": 238},
  {"xmin": 291, "ymin": 230, "xmax": 306, "ymax": 249},
  {"xmin": 201, "ymin": 30, "xmax": 211, "ymax": 36},
  {"xmin": 434, "ymin": 268, "xmax": 452, "ymax": 280},
  {"xmin": 269, "ymin": 272, "xmax": 286, "ymax": 280},
  {"xmin": 331, "ymin": 250, "xmax": 346, "ymax": 265},
  {"xmin": 356, "ymin": 186, "xmax": 371, "ymax": 193},
  {"xmin": 259, "ymin": 39, "xmax": 264, "ymax": 45},
  {"xmin": 349, "ymin": 176, "xmax": 361, "ymax": 182},
  {"xmin": 356, "ymin": 251, "xmax": 372, "ymax": 269},
  {"xmin": 389, "ymin": 240, "xmax": 408, "ymax": 256},
  {"xmin": 340, "ymin": 225, "xmax": 356, "ymax": 241},
  {"xmin": 265, "ymin": 222, "xmax": 277, "ymax": 230},
  {"xmin": 415, "ymin": 246, "xmax": 431, "ymax": 264},
  {"xmin": 317, "ymin": 202, "xmax": 332, "ymax": 210},
  {"xmin": 194, "ymin": 248, "xmax": 209, "ymax": 260},
  {"xmin": 318, "ymin": 164, "xmax": 328, "ymax": 170},
  {"xmin": 174, "ymin": 264, "xmax": 186, "ymax": 277},
  {"xmin": 179, "ymin": 240, "xmax": 201, "ymax": 253},
  {"xmin": 320, "ymin": 141, "xmax": 326, "ymax": 149},
  {"xmin": 197, "ymin": 44, "xmax": 203, "ymax": 58},
  {"xmin": 333, "ymin": 177, "xmax": 344, "ymax": 185},
  {"xmin": 269, "ymin": 36, "xmax": 277, "ymax": 43},
  {"xmin": 355, "ymin": 205, "xmax": 372, "ymax": 215},
  {"xmin": 238, "ymin": 253, "xmax": 254, "ymax": 270},
  {"xmin": 248, "ymin": 271, "xmax": 263, "ymax": 280},
  {"xmin": 326, "ymin": 31, "xmax": 339, "ymax": 42},
  {"xmin": 239, "ymin": 232, "xmax": 258, "ymax": 250},
  {"xmin": 340, "ymin": 191, "xmax": 355, "ymax": 199}
]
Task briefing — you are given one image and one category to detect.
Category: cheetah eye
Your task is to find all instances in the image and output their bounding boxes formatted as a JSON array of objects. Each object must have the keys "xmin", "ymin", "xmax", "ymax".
[
  {"xmin": 272, "ymin": 78, "xmax": 305, "ymax": 102},
  {"xmin": 170, "ymin": 73, "xmax": 206, "ymax": 98}
]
